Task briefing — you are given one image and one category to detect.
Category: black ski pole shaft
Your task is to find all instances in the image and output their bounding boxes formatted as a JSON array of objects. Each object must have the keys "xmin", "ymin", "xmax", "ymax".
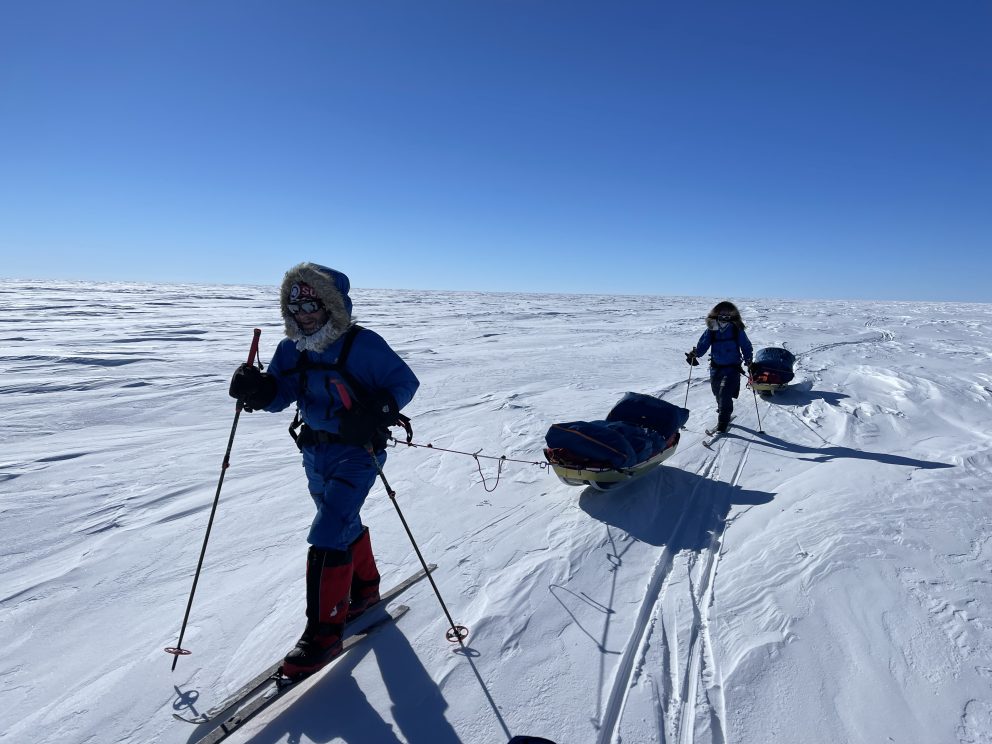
[
  {"xmin": 748, "ymin": 370, "xmax": 763, "ymax": 432},
  {"xmin": 166, "ymin": 328, "xmax": 261, "ymax": 669},
  {"xmin": 683, "ymin": 364, "xmax": 693, "ymax": 411},
  {"xmin": 369, "ymin": 449, "xmax": 468, "ymax": 643}
]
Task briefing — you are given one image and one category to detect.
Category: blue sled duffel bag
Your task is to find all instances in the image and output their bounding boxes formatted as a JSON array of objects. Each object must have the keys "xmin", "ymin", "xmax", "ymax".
[
  {"xmin": 606, "ymin": 392, "xmax": 690, "ymax": 439},
  {"xmin": 752, "ymin": 347, "xmax": 796, "ymax": 383},
  {"xmin": 545, "ymin": 420, "xmax": 637, "ymax": 469},
  {"xmin": 605, "ymin": 420, "xmax": 655, "ymax": 463}
]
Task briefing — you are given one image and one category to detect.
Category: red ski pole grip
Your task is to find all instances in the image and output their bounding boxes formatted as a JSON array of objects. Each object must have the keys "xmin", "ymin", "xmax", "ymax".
[{"xmin": 246, "ymin": 328, "xmax": 262, "ymax": 366}]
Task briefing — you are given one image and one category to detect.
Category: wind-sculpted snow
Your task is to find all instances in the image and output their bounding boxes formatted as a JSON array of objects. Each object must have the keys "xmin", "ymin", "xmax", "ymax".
[{"xmin": 0, "ymin": 279, "xmax": 990, "ymax": 744}]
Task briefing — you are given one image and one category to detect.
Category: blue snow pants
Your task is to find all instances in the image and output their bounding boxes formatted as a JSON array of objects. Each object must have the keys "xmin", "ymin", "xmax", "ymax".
[
  {"xmin": 710, "ymin": 366, "xmax": 741, "ymax": 427},
  {"xmin": 301, "ymin": 443, "xmax": 387, "ymax": 551}
]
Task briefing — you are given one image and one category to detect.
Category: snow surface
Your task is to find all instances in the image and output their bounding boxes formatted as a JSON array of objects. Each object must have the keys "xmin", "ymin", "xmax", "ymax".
[{"xmin": 2, "ymin": 279, "xmax": 991, "ymax": 744}]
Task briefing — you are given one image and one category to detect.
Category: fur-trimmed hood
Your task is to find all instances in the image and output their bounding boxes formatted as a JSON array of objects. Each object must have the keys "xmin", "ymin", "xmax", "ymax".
[
  {"xmin": 280, "ymin": 262, "xmax": 354, "ymax": 352},
  {"xmin": 707, "ymin": 300, "xmax": 746, "ymax": 330}
]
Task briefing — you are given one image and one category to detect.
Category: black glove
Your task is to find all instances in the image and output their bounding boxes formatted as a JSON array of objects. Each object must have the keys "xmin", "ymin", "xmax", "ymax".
[
  {"xmin": 685, "ymin": 350, "xmax": 699, "ymax": 366},
  {"xmin": 337, "ymin": 392, "xmax": 399, "ymax": 447},
  {"xmin": 366, "ymin": 391, "xmax": 400, "ymax": 425},
  {"xmin": 229, "ymin": 364, "xmax": 277, "ymax": 411}
]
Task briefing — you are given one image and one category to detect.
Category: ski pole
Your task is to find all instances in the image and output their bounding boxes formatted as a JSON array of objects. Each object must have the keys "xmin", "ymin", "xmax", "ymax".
[
  {"xmin": 747, "ymin": 367, "xmax": 763, "ymax": 433},
  {"xmin": 368, "ymin": 448, "xmax": 469, "ymax": 644},
  {"xmin": 681, "ymin": 358, "xmax": 695, "ymax": 428},
  {"xmin": 367, "ymin": 459, "xmax": 527, "ymax": 744},
  {"xmin": 166, "ymin": 328, "xmax": 262, "ymax": 669},
  {"xmin": 683, "ymin": 364, "xmax": 693, "ymax": 410}
]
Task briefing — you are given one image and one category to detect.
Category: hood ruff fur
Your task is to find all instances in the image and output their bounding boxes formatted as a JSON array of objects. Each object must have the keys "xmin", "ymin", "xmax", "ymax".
[
  {"xmin": 280, "ymin": 262, "xmax": 354, "ymax": 353},
  {"xmin": 707, "ymin": 301, "xmax": 745, "ymax": 330}
]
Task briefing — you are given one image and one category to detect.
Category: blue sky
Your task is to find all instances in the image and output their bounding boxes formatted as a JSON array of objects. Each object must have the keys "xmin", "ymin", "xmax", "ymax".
[{"xmin": 1, "ymin": 1, "xmax": 989, "ymax": 302}]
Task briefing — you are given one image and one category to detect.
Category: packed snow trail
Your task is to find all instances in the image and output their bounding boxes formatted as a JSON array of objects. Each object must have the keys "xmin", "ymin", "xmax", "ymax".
[{"xmin": 593, "ymin": 388, "xmax": 758, "ymax": 744}]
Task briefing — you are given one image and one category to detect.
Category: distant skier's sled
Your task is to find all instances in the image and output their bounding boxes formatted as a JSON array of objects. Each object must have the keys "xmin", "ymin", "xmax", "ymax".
[
  {"xmin": 748, "ymin": 347, "xmax": 796, "ymax": 395},
  {"xmin": 543, "ymin": 393, "xmax": 689, "ymax": 491}
]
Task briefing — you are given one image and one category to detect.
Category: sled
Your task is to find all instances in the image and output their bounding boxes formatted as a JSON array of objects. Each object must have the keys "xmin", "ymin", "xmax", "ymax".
[
  {"xmin": 545, "ymin": 435, "xmax": 681, "ymax": 491},
  {"xmin": 543, "ymin": 392, "xmax": 689, "ymax": 492},
  {"xmin": 749, "ymin": 347, "xmax": 796, "ymax": 395}
]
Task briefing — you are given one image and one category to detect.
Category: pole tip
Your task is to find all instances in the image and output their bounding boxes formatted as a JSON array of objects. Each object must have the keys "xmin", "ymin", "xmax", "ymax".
[{"xmin": 446, "ymin": 625, "xmax": 469, "ymax": 642}]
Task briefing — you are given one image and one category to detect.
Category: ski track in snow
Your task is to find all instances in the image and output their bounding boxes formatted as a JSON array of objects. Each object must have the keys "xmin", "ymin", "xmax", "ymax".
[
  {"xmin": 597, "ymin": 417, "xmax": 752, "ymax": 744},
  {"xmin": 597, "ymin": 315, "xmax": 984, "ymax": 744}
]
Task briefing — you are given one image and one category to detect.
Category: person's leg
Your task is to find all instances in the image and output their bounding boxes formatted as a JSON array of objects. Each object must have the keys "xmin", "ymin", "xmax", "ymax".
[
  {"xmin": 282, "ymin": 545, "xmax": 352, "ymax": 677},
  {"xmin": 283, "ymin": 447, "xmax": 385, "ymax": 676},
  {"xmin": 347, "ymin": 526, "xmax": 381, "ymax": 621},
  {"xmin": 713, "ymin": 369, "xmax": 736, "ymax": 430},
  {"xmin": 719, "ymin": 368, "xmax": 743, "ymax": 429},
  {"xmin": 305, "ymin": 447, "xmax": 384, "ymax": 550},
  {"xmin": 710, "ymin": 371, "xmax": 729, "ymax": 429},
  {"xmin": 710, "ymin": 371, "xmax": 720, "ymax": 425}
]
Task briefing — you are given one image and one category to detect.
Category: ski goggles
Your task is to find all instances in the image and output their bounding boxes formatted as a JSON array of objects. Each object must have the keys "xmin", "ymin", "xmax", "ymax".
[{"xmin": 287, "ymin": 300, "xmax": 324, "ymax": 315}]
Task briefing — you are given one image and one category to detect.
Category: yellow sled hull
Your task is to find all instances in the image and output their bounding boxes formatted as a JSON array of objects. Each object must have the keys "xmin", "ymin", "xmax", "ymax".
[
  {"xmin": 550, "ymin": 444, "xmax": 678, "ymax": 492},
  {"xmin": 749, "ymin": 380, "xmax": 788, "ymax": 395}
]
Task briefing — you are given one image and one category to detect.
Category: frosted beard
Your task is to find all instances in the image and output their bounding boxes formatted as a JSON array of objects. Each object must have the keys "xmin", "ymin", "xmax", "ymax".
[{"xmin": 294, "ymin": 319, "xmax": 340, "ymax": 352}]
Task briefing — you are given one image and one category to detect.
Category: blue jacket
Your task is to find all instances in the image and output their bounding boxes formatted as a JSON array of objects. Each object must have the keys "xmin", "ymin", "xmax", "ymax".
[
  {"xmin": 695, "ymin": 324, "xmax": 753, "ymax": 369},
  {"xmin": 262, "ymin": 327, "xmax": 419, "ymax": 434}
]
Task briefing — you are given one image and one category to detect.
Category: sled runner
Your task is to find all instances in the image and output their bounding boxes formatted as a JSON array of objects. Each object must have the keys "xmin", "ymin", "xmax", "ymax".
[
  {"xmin": 749, "ymin": 378, "xmax": 787, "ymax": 395},
  {"xmin": 545, "ymin": 443, "xmax": 680, "ymax": 491},
  {"xmin": 748, "ymin": 347, "xmax": 796, "ymax": 395},
  {"xmin": 543, "ymin": 393, "xmax": 689, "ymax": 491}
]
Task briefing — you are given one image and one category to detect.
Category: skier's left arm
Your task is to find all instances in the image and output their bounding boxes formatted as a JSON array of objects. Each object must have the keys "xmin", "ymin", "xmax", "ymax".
[
  {"xmin": 739, "ymin": 329, "xmax": 754, "ymax": 365},
  {"xmin": 257, "ymin": 340, "xmax": 306, "ymax": 413},
  {"xmin": 350, "ymin": 330, "xmax": 420, "ymax": 415}
]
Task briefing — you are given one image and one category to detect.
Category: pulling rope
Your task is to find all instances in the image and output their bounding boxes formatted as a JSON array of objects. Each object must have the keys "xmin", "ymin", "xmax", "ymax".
[{"xmin": 388, "ymin": 437, "xmax": 550, "ymax": 492}]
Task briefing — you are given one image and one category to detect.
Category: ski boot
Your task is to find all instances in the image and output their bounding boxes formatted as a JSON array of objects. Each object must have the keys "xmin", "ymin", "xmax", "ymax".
[{"xmin": 282, "ymin": 546, "xmax": 352, "ymax": 679}]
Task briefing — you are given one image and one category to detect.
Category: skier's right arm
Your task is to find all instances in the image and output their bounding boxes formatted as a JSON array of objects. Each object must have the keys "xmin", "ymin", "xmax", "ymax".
[
  {"xmin": 693, "ymin": 330, "xmax": 712, "ymax": 358},
  {"xmin": 228, "ymin": 341, "xmax": 296, "ymax": 413},
  {"xmin": 229, "ymin": 363, "xmax": 277, "ymax": 412}
]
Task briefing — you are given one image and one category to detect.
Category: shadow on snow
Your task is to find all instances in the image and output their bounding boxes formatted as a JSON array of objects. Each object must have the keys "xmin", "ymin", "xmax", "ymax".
[
  {"xmin": 733, "ymin": 425, "xmax": 955, "ymax": 469},
  {"xmin": 577, "ymin": 464, "xmax": 774, "ymax": 552},
  {"xmin": 757, "ymin": 384, "xmax": 849, "ymax": 407},
  {"xmin": 184, "ymin": 623, "xmax": 461, "ymax": 744}
]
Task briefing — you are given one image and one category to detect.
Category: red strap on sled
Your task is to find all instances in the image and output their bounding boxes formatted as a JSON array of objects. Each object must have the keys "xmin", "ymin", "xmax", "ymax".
[{"xmin": 549, "ymin": 424, "xmax": 630, "ymax": 459}]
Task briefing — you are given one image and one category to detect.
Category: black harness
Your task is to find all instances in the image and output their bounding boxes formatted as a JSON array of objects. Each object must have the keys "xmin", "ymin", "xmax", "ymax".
[
  {"xmin": 708, "ymin": 324, "xmax": 745, "ymax": 373},
  {"xmin": 282, "ymin": 325, "xmax": 412, "ymax": 449}
]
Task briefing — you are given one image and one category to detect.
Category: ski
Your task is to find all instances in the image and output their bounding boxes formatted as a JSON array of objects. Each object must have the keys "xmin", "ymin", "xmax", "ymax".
[
  {"xmin": 174, "ymin": 563, "xmax": 435, "ymax": 725},
  {"xmin": 702, "ymin": 415, "xmax": 735, "ymax": 448},
  {"xmin": 192, "ymin": 605, "xmax": 408, "ymax": 744},
  {"xmin": 702, "ymin": 431, "xmax": 723, "ymax": 448}
]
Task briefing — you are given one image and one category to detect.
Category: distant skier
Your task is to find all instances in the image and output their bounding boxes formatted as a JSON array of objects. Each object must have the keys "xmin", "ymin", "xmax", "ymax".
[
  {"xmin": 228, "ymin": 262, "xmax": 419, "ymax": 677},
  {"xmin": 685, "ymin": 301, "xmax": 753, "ymax": 433}
]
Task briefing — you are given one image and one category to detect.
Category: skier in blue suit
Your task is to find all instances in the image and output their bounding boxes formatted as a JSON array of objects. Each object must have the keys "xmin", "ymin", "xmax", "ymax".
[
  {"xmin": 229, "ymin": 262, "xmax": 419, "ymax": 677},
  {"xmin": 686, "ymin": 301, "xmax": 753, "ymax": 433}
]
